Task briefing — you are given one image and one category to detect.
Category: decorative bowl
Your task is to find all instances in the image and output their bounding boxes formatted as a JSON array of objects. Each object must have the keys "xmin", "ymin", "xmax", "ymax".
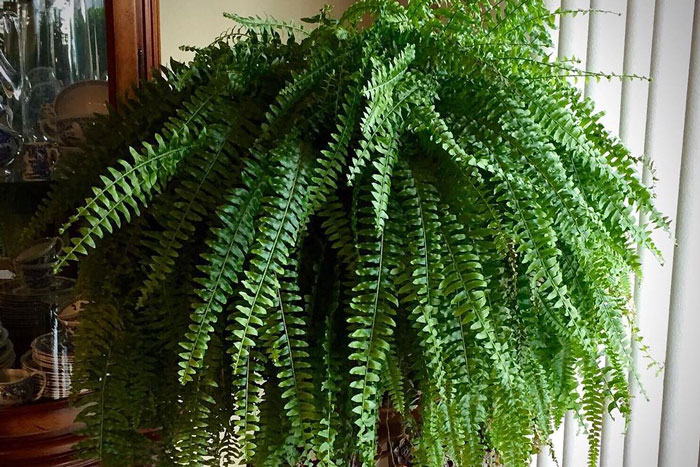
[
  {"xmin": 0, "ymin": 368, "xmax": 45, "ymax": 406},
  {"xmin": 14, "ymin": 237, "xmax": 62, "ymax": 266},
  {"xmin": 53, "ymin": 80, "xmax": 108, "ymax": 119}
]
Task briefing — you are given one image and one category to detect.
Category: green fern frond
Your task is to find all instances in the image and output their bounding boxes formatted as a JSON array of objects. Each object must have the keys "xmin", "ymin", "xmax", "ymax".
[
  {"xmin": 340, "ymin": 0, "xmax": 408, "ymax": 26},
  {"xmin": 177, "ymin": 144, "xmax": 271, "ymax": 383},
  {"xmin": 349, "ymin": 44, "xmax": 415, "ymax": 183},
  {"xmin": 137, "ymin": 118, "xmax": 250, "ymax": 307},
  {"xmin": 581, "ymin": 357, "xmax": 606, "ymax": 467},
  {"xmin": 320, "ymin": 193, "xmax": 357, "ymax": 267},
  {"xmin": 42, "ymin": 3, "xmax": 667, "ymax": 465},
  {"xmin": 348, "ymin": 184, "xmax": 399, "ymax": 463},
  {"xmin": 232, "ymin": 349, "xmax": 265, "ymax": 461},
  {"xmin": 227, "ymin": 140, "xmax": 310, "ymax": 383},
  {"xmin": 224, "ymin": 12, "xmax": 308, "ymax": 38},
  {"xmin": 309, "ymin": 79, "xmax": 363, "ymax": 211},
  {"xmin": 55, "ymin": 85, "xmax": 226, "ymax": 271},
  {"xmin": 438, "ymin": 206, "xmax": 515, "ymax": 388},
  {"xmin": 260, "ymin": 37, "xmax": 360, "ymax": 141},
  {"xmin": 315, "ymin": 265, "xmax": 343, "ymax": 467},
  {"xmin": 393, "ymin": 164, "xmax": 448, "ymax": 390},
  {"xmin": 170, "ymin": 339, "xmax": 225, "ymax": 465},
  {"xmin": 56, "ymin": 137, "xmax": 200, "ymax": 269},
  {"xmin": 264, "ymin": 261, "xmax": 317, "ymax": 458},
  {"xmin": 72, "ymin": 301, "xmax": 124, "ymax": 461}
]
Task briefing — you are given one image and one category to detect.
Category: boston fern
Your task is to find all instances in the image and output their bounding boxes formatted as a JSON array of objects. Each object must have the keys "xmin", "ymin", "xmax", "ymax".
[{"xmin": 32, "ymin": 1, "xmax": 666, "ymax": 465}]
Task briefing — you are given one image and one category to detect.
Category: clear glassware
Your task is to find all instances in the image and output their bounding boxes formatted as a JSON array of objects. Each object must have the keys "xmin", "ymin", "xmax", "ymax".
[
  {"xmin": 0, "ymin": 0, "xmax": 107, "ymax": 176},
  {"xmin": 0, "ymin": 4, "xmax": 21, "ymax": 102}
]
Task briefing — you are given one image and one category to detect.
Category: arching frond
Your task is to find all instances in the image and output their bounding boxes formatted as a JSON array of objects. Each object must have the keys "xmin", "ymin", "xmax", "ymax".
[{"xmin": 46, "ymin": 3, "xmax": 664, "ymax": 466}]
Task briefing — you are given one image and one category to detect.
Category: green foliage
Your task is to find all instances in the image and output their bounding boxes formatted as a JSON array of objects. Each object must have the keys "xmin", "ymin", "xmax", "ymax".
[{"xmin": 41, "ymin": 2, "xmax": 664, "ymax": 466}]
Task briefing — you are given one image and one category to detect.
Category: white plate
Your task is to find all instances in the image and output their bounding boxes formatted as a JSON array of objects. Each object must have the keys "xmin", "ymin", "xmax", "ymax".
[{"xmin": 53, "ymin": 80, "xmax": 108, "ymax": 119}]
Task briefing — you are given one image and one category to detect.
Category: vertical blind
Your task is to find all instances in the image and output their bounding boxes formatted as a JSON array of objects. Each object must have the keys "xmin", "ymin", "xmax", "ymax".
[{"xmin": 533, "ymin": 1, "xmax": 700, "ymax": 466}]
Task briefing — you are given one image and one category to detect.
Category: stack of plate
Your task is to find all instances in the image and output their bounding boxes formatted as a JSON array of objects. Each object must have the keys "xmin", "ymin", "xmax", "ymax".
[
  {"xmin": 29, "ymin": 333, "xmax": 74, "ymax": 399},
  {"xmin": 0, "ymin": 325, "xmax": 15, "ymax": 368}
]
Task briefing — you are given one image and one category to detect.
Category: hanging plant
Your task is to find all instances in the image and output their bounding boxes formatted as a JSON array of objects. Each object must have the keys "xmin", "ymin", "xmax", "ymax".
[{"xmin": 33, "ymin": 1, "xmax": 666, "ymax": 466}]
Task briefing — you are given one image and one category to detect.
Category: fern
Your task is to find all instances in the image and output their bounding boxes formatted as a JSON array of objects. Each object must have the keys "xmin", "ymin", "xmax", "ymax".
[
  {"xmin": 224, "ymin": 12, "xmax": 308, "ymax": 39},
  {"xmin": 227, "ymin": 139, "xmax": 310, "ymax": 379},
  {"xmin": 137, "ymin": 99, "xmax": 259, "ymax": 306},
  {"xmin": 265, "ymin": 260, "xmax": 317, "ymax": 458},
  {"xmin": 315, "ymin": 263, "xmax": 343, "ymax": 467},
  {"xmin": 347, "ymin": 181, "xmax": 399, "ymax": 464},
  {"xmin": 177, "ymin": 144, "xmax": 270, "ymax": 383},
  {"xmin": 55, "ymin": 86, "xmax": 223, "ymax": 270},
  {"xmin": 38, "ymin": 2, "xmax": 666, "ymax": 466},
  {"xmin": 349, "ymin": 47, "xmax": 416, "ymax": 184},
  {"xmin": 438, "ymin": 205, "xmax": 515, "ymax": 388}
]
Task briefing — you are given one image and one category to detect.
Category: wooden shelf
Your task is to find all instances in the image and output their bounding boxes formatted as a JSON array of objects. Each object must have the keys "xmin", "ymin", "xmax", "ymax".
[{"xmin": 0, "ymin": 398, "xmax": 95, "ymax": 466}]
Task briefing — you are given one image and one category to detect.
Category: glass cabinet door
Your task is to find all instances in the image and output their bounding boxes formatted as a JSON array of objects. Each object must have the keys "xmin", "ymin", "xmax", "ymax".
[
  {"xmin": 0, "ymin": 0, "xmax": 108, "ymax": 182},
  {"xmin": 0, "ymin": 0, "xmax": 158, "ymax": 421}
]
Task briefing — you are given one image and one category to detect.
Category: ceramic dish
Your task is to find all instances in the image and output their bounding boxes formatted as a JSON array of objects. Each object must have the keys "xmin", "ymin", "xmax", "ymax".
[
  {"xmin": 32, "ymin": 332, "xmax": 74, "ymax": 356},
  {"xmin": 58, "ymin": 300, "xmax": 86, "ymax": 320},
  {"xmin": 0, "ymin": 368, "xmax": 46, "ymax": 406},
  {"xmin": 53, "ymin": 80, "xmax": 108, "ymax": 118},
  {"xmin": 14, "ymin": 237, "xmax": 61, "ymax": 265},
  {"xmin": 20, "ymin": 350, "xmax": 45, "ymax": 389},
  {"xmin": 20, "ymin": 350, "xmax": 38, "ymax": 370},
  {"xmin": 58, "ymin": 299, "xmax": 85, "ymax": 336}
]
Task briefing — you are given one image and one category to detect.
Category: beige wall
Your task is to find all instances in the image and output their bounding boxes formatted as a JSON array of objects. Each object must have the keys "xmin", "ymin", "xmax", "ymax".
[{"xmin": 160, "ymin": 0, "xmax": 355, "ymax": 63}]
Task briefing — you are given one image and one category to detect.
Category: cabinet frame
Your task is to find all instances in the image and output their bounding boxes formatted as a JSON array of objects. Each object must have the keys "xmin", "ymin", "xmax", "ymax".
[{"xmin": 106, "ymin": 0, "xmax": 161, "ymax": 105}]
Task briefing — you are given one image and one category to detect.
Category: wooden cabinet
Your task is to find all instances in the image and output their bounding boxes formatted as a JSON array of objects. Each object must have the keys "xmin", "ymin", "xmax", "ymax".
[
  {"xmin": 0, "ymin": 1, "xmax": 161, "ymax": 465},
  {"xmin": 107, "ymin": 0, "xmax": 161, "ymax": 103}
]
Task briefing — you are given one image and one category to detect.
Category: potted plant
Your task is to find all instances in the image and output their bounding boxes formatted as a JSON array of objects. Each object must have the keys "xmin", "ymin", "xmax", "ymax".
[{"xmin": 28, "ymin": 1, "xmax": 665, "ymax": 465}]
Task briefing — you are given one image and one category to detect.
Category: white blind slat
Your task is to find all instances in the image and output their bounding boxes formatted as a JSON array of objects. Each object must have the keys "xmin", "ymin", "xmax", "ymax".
[
  {"xmin": 558, "ymin": 2, "xmax": 592, "ymax": 465},
  {"xmin": 657, "ymin": 1, "xmax": 700, "ymax": 465},
  {"xmin": 584, "ymin": 0, "xmax": 626, "ymax": 131},
  {"xmin": 538, "ymin": 424, "xmax": 565, "ymax": 467},
  {"xmin": 614, "ymin": 2, "xmax": 656, "ymax": 467},
  {"xmin": 558, "ymin": 0, "xmax": 591, "ymax": 95},
  {"xmin": 625, "ymin": 0, "xmax": 696, "ymax": 465},
  {"xmin": 584, "ymin": 3, "xmax": 628, "ymax": 465}
]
